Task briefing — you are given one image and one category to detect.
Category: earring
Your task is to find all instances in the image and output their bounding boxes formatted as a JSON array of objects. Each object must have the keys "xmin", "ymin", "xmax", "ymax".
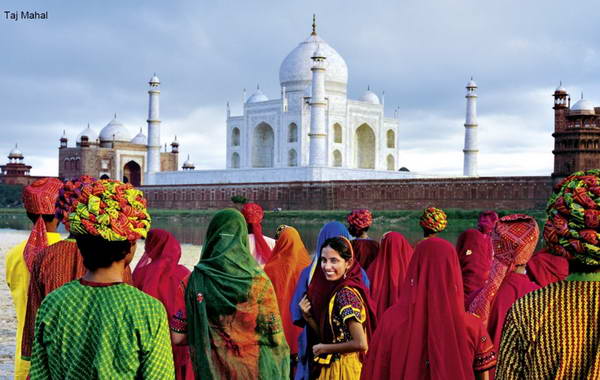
[{"xmin": 343, "ymin": 271, "xmax": 347, "ymax": 279}]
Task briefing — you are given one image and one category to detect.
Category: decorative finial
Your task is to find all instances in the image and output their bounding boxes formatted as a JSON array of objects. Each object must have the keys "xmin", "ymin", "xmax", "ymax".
[
  {"xmin": 471, "ymin": 76, "xmax": 473, "ymax": 81},
  {"xmin": 114, "ymin": 113, "xmax": 117, "ymax": 119},
  {"xmin": 257, "ymin": 83, "xmax": 260, "ymax": 90},
  {"xmin": 560, "ymin": 80, "xmax": 562, "ymax": 87},
  {"xmin": 174, "ymin": 135, "xmax": 177, "ymax": 142},
  {"xmin": 311, "ymin": 14, "xmax": 317, "ymax": 36},
  {"xmin": 139, "ymin": 127, "xmax": 142, "ymax": 133},
  {"xmin": 581, "ymin": 91, "xmax": 584, "ymax": 99},
  {"xmin": 367, "ymin": 85, "xmax": 371, "ymax": 91},
  {"xmin": 187, "ymin": 154, "xmax": 190, "ymax": 160}
]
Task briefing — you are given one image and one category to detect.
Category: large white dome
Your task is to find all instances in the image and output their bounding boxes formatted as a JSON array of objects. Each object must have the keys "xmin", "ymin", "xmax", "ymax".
[
  {"xmin": 99, "ymin": 116, "xmax": 132, "ymax": 142},
  {"xmin": 279, "ymin": 33, "xmax": 348, "ymax": 93}
]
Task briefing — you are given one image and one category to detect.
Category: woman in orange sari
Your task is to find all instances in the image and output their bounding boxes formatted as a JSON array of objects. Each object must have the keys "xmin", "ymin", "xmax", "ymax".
[{"xmin": 264, "ymin": 226, "xmax": 311, "ymax": 377}]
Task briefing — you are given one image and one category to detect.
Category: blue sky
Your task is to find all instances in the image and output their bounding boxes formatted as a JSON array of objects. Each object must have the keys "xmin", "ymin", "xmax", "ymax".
[{"xmin": 2, "ymin": 0, "xmax": 599, "ymax": 176}]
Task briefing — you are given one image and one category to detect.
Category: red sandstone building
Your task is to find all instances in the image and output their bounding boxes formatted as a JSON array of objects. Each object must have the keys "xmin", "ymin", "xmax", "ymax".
[{"xmin": 0, "ymin": 145, "xmax": 50, "ymax": 186}]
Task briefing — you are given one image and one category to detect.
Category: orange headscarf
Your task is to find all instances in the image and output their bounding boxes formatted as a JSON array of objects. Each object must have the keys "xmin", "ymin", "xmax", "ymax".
[{"xmin": 263, "ymin": 226, "xmax": 311, "ymax": 354}]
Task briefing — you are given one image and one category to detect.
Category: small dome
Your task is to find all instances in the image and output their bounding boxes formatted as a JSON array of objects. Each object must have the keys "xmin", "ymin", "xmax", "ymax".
[
  {"xmin": 555, "ymin": 84, "xmax": 567, "ymax": 93},
  {"xmin": 246, "ymin": 88, "xmax": 269, "ymax": 103},
  {"xmin": 466, "ymin": 79, "xmax": 477, "ymax": 88},
  {"xmin": 182, "ymin": 155, "xmax": 195, "ymax": 169},
  {"xmin": 8, "ymin": 144, "xmax": 23, "ymax": 159},
  {"xmin": 571, "ymin": 98, "xmax": 595, "ymax": 115},
  {"xmin": 130, "ymin": 128, "xmax": 147, "ymax": 145},
  {"xmin": 99, "ymin": 116, "xmax": 132, "ymax": 142},
  {"xmin": 77, "ymin": 124, "xmax": 98, "ymax": 143},
  {"xmin": 360, "ymin": 90, "xmax": 380, "ymax": 105},
  {"xmin": 149, "ymin": 74, "xmax": 160, "ymax": 85}
]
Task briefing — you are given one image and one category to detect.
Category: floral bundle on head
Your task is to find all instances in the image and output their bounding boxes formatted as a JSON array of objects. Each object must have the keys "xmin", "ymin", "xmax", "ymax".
[
  {"xmin": 419, "ymin": 206, "xmax": 448, "ymax": 233},
  {"xmin": 544, "ymin": 169, "xmax": 600, "ymax": 265},
  {"xmin": 68, "ymin": 179, "xmax": 151, "ymax": 242},
  {"xmin": 56, "ymin": 175, "xmax": 96, "ymax": 231},
  {"xmin": 346, "ymin": 209, "xmax": 373, "ymax": 230}
]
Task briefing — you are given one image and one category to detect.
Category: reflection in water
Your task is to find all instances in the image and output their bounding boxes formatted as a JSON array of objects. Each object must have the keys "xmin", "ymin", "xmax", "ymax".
[{"xmin": 0, "ymin": 214, "xmax": 480, "ymax": 253}]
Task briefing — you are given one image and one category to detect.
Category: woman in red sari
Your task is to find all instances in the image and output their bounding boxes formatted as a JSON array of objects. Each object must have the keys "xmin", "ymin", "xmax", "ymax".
[
  {"xmin": 132, "ymin": 228, "xmax": 193, "ymax": 380},
  {"xmin": 456, "ymin": 211, "xmax": 498, "ymax": 303},
  {"xmin": 361, "ymin": 237, "xmax": 496, "ymax": 380},
  {"xmin": 366, "ymin": 232, "xmax": 413, "ymax": 317},
  {"xmin": 264, "ymin": 226, "xmax": 311, "ymax": 375},
  {"xmin": 347, "ymin": 209, "xmax": 379, "ymax": 270}
]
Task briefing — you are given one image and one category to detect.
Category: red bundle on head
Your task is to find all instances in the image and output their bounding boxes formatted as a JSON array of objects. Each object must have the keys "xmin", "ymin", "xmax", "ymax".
[{"xmin": 346, "ymin": 209, "xmax": 373, "ymax": 230}]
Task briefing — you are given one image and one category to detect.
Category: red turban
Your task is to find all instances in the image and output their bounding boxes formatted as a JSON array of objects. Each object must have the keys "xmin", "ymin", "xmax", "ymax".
[
  {"xmin": 22, "ymin": 178, "xmax": 64, "ymax": 271},
  {"xmin": 468, "ymin": 214, "xmax": 539, "ymax": 326},
  {"xmin": 544, "ymin": 169, "xmax": 600, "ymax": 265},
  {"xmin": 56, "ymin": 176, "xmax": 96, "ymax": 232},
  {"xmin": 346, "ymin": 209, "xmax": 373, "ymax": 230},
  {"xmin": 241, "ymin": 203, "xmax": 272, "ymax": 263},
  {"xmin": 419, "ymin": 207, "xmax": 448, "ymax": 233}
]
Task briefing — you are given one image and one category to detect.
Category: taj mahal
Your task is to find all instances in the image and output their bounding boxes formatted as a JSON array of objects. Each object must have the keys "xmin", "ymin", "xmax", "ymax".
[{"xmin": 54, "ymin": 18, "xmax": 480, "ymax": 185}]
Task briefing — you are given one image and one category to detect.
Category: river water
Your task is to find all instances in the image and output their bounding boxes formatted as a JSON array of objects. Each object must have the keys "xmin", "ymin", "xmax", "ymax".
[{"xmin": 0, "ymin": 213, "xmax": 479, "ymax": 253}]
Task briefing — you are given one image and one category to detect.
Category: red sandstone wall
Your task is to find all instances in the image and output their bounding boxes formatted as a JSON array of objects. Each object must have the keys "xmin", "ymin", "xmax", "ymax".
[{"xmin": 140, "ymin": 176, "xmax": 553, "ymax": 211}]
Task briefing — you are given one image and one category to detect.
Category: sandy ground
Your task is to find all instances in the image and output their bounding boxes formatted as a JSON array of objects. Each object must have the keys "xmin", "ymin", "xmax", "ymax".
[{"xmin": 0, "ymin": 229, "xmax": 201, "ymax": 378}]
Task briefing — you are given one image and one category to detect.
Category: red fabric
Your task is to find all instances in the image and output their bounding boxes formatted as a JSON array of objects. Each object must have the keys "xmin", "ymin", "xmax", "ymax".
[
  {"xmin": 477, "ymin": 211, "xmax": 499, "ymax": 235},
  {"xmin": 241, "ymin": 203, "xmax": 273, "ymax": 264},
  {"xmin": 307, "ymin": 237, "xmax": 375, "ymax": 352},
  {"xmin": 22, "ymin": 178, "xmax": 63, "ymax": 271},
  {"xmin": 526, "ymin": 248, "xmax": 569, "ymax": 287},
  {"xmin": 366, "ymin": 232, "xmax": 413, "ymax": 318},
  {"xmin": 132, "ymin": 229, "xmax": 193, "ymax": 380},
  {"xmin": 351, "ymin": 239, "xmax": 380, "ymax": 270},
  {"xmin": 361, "ymin": 237, "xmax": 475, "ymax": 380},
  {"xmin": 467, "ymin": 272, "xmax": 538, "ymax": 379},
  {"xmin": 346, "ymin": 209, "xmax": 373, "ymax": 229},
  {"xmin": 464, "ymin": 314, "xmax": 497, "ymax": 372},
  {"xmin": 468, "ymin": 214, "xmax": 539, "ymax": 327},
  {"xmin": 456, "ymin": 229, "xmax": 493, "ymax": 302},
  {"xmin": 263, "ymin": 227, "xmax": 311, "ymax": 355}
]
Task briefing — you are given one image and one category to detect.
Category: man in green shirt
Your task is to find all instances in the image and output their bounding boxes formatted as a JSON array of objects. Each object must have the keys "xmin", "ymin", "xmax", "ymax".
[{"xmin": 30, "ymin": 179, "xmax": 175, "ymax": 379}]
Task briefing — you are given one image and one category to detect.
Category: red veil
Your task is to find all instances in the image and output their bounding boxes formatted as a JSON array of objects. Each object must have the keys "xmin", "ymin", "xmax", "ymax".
[
  {"xmin": 366, "ymin": 232, "xmax": 413, "ymax": 317},
  {"xmin": 456, "ymin": 229, "xmax": 493, "ymax": 300},
  {"xmin": 307, "ymin": 237, "xmax": 376, "ymax": 351},
  {"xmin": 361, "ymin": 237, "xmax": 474, "ymax": 380},
  {"xmin": 241, "ymin": 202, "xmax": 273, "ymax": 264},
  {"xmin": 132, "ymin": 229, "xmax": 192, "ymax": 379}
]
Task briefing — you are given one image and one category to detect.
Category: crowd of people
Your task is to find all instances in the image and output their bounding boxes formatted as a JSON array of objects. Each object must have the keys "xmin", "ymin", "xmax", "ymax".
[{"xmin": 4, "ymin": 170, "xmax": 600, "ymax": 379}]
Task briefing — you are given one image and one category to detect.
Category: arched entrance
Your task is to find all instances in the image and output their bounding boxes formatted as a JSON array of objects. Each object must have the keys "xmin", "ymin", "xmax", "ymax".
[
  {"xmin": 355, "ymin": 124, "xmax": 376, "ymax": 169},
  {"xmin": 387, "ymin": 154, "xmax": 395, "ymax": 170},
  {"xmin": 252, "ymin": 122, "xmax": 275, "ymax": 168},
  {"xmin": 123, "ymin": 160, "xmax": 141, "ymax": 187}
]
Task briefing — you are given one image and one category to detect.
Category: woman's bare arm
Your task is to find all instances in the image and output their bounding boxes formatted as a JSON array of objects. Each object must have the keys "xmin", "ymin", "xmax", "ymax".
[{"xmin": 312, "ymin": 320, "xmax": 367, "ymax": 355}]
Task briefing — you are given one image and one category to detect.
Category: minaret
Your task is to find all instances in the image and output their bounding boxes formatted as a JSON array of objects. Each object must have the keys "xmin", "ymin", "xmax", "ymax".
[
  {"xmin": 146, "ymin": 73, "xmax": 161, "ymax": 180},
  {"xmin": 463, "ymin": 78, "xmax": 479, "ymax": 177},
  {"xmin": 308, "ymin": 41, "xmax": 327, "ymax": 167}
]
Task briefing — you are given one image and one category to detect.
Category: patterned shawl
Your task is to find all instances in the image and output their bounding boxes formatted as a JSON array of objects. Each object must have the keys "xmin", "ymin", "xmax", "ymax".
[{"xmin": 185, "ymin": 209, "xmax": 289, "ymax": 379}]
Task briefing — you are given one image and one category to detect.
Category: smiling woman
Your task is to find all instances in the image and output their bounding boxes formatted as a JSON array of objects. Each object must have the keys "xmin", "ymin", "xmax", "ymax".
[{"xmin": 302, "ymin": 236, "xmax": 376, "ymax": 380}]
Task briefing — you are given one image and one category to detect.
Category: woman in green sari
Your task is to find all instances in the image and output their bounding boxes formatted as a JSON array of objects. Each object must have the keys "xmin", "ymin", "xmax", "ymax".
[{"xmin": 171, "ymin": 209, "xmax": 290, "ymax": 379}]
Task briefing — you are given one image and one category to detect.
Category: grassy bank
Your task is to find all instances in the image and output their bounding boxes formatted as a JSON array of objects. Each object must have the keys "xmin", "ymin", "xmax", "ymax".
[{"xmin": 0, "ymin": 208, "xmax": 548, "ymax": 228}]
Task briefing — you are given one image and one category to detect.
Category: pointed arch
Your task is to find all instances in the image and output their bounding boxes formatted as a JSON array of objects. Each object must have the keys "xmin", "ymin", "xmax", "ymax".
[
  {"xmin": 288, "ymin": 123, "xmax": 298, "ymax": 143},
  {"xmin": 333, "ymin": 150, "xmax": 342, "ymax": 167},
  {"xmin": 355, "ymin": 123, "xmax": 376, "ymax": 169},
  {"xmin": 333, "ymin": 123, "xmax": 342, "ymax": 143},
  {"xmin": 123, "ymin": 160, "xmax": 141, "ymax": 187},
  {"xmin": 288, "ymin": 149, "xmax": 298, "ymax": 167},
  {"xmin": 232, "ymin": 127, "xmax": 240, "ymax": 146},
  {"xmin": 386, "ymin": 129, "xmax": 395, "ymax": 148},
  {"xmin": 252, "ymin": 122, "xmax": 274, "ymax": 168},
  {"xmin": 231, "ymin": 152, "xmax": 240, "ymax": 168},
  {"xmin": 386, "ymin": 154, "xmax": 395, "ymax": 170}
]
